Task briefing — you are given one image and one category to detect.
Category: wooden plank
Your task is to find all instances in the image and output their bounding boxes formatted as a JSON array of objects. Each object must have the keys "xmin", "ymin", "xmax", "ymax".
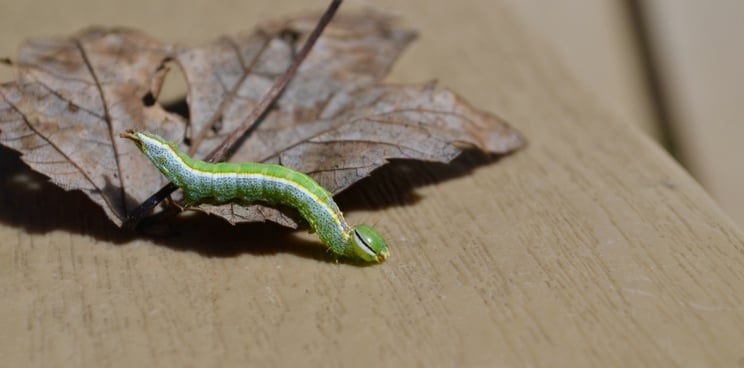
[
  {"xmin": 641, "ymin": 0, "xmax": 744, "ymax": 227},
  {"xmin": 1, "ymin": 1, "xmax": 743, "ymax": 367},
  {"xmin": 501, "ymin": 0, "xmax": 659, "ymax": 139}
]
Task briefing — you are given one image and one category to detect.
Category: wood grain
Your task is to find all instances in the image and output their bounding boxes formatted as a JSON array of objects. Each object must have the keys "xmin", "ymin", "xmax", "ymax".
[
  {"xmin": 504, "ymin": 0, "xmax": 658, "ymax": 139},
  {"xmin": 642, "ymin": 0, "xmax": 744, "ymax": 227},
  {"xmin": 1, "ymin": 1, "xmax": 743, "ymax": 367}
]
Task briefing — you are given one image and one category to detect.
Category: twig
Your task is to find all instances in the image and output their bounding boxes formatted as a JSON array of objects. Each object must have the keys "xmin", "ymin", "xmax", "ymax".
[
  {"xmin": 124, "ymin": 0, "xmax": 343, "ymax": 230},
  {"xmin": 186, "ymin": 35, "xmax": 274, "ymax": 156}
]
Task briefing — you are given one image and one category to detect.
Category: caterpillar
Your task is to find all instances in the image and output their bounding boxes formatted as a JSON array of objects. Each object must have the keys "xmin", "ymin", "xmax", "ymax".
[{"xmin": 122, "ymin": 130, "xmax": 389, "ymax": 263}]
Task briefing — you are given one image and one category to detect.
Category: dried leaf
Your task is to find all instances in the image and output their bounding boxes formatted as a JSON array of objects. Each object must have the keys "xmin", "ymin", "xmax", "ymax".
[
  {"xmin": 0, "ymin": 10, "xmax": 524, "ymax": 227},
  {"xmin": 0, "ymin": 29, "xmax": 182, "ymax": 223},
  {"xmin": 179, "ymin": 11, "xmax": 417, "ymax": 157}
]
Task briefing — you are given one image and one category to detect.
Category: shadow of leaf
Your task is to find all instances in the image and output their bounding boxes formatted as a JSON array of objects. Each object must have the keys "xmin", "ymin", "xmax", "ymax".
[{"xmin": 0, "ymin": 145, "xmax": 505, "ymax": 260}]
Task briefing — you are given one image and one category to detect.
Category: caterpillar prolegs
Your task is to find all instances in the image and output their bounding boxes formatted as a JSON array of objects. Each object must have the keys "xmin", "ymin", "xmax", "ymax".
[{"xmin": 122, "ymin": 130, "xmax": 389, "ymax": 263}]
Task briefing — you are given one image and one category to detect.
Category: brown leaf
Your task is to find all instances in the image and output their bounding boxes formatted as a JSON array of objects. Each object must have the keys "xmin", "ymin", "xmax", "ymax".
[
  {"xmin": 0, "ymin": 29, "xmax": 182, "ymax": 225},
  {"xmin": 179, "ymin": 11, "xmax": 416, "ymax": 157},
  {"xmin": 0, "ymin": 10, "xmax": 524, "ymax": 227}
]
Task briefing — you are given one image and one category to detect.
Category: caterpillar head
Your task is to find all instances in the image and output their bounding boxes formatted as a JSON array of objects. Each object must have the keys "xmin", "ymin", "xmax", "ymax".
[{"xmin": 350, "ymin": 224, "xmax": 389, "ymax": 263}]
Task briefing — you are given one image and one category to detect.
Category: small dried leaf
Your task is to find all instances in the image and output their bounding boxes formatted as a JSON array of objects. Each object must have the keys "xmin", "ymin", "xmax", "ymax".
[{"xmin": 0, "ymin": 10, "xmax": 524, "ymax": 227}]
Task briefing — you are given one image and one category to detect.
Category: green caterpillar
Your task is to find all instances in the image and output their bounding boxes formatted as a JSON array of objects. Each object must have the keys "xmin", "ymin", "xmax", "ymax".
[{"xmin": 122, "ymin": 130, "xmax": 389, "ymax": 263}]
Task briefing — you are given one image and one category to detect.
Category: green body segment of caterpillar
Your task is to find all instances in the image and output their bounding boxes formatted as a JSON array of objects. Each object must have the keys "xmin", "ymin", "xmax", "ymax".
[{"xmin": 122, "ymin": 130, "xmax": 389, "ymax": 263}]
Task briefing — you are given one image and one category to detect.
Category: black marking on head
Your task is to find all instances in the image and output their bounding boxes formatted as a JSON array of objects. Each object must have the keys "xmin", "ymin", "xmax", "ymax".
[{"xmin": 354, "ymin": 229, "xmax": 376, "ymax": 257}]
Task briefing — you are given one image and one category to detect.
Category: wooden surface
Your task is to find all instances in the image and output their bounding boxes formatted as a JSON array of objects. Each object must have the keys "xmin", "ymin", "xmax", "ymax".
[
  {"xmin": 504, "ymin": 0, "xmax": 658, "ymax": 139},
  {"xmin": 2, "ymin": 1, "xmax": 744, "ymax": 367},
  {"xmin": 642, "ymin": 0, "xmax": 744, "ymax": 227}
]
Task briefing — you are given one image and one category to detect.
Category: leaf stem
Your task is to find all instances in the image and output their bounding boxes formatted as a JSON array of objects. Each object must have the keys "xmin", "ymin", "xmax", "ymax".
[{"xmin": 124, "ymin": 0, "xmax": 344, "ymax": 230}]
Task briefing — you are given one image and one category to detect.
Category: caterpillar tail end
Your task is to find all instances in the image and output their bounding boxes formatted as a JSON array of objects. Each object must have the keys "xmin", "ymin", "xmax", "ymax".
[
  {"xmin": 120, "ymin": 130, "xmax": 144, "ymax": 150},
  {"xmin": 119, "ymin": 129, "xmax": 138, "ymax": 140}
]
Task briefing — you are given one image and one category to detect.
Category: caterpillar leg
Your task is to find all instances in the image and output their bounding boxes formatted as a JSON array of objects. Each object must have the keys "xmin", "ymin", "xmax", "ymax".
[{"xmin": 164, "ymin": 193, "xmax": 190, "ymax": 212}]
